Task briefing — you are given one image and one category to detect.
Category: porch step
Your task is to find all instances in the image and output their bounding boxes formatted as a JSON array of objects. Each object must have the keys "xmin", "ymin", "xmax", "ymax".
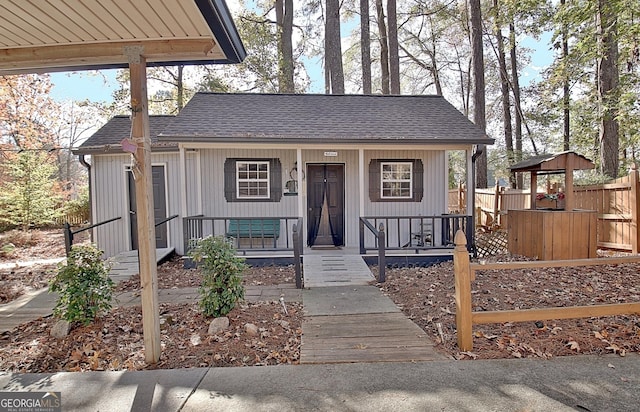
[
  {"xmin": 302, "ymin": 254, "xmax": 375, "ymax": 288},
  {"xmin": 109, "ymin": 247, "xmax": 175, "ymax": 283}
]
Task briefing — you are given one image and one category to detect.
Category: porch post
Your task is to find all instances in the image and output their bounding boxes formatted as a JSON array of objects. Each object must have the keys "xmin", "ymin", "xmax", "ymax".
[
  {"xmin": 359, "ymin": 149, "xmax": 365, "ymax": 217},
  {"xmin": 466, "ymin": 149, "xmax": 473, "ymax": 215},
  {"xmin": 297, "ymin": 148, "xmax": 303, "ymax": 234},
  {"xmin": 179, "ymin": 145, "xmax": 188, "ymax": 247},
  {"xmin": 127, "ymin": 48, "xmax": 161, "ymax": 364}
]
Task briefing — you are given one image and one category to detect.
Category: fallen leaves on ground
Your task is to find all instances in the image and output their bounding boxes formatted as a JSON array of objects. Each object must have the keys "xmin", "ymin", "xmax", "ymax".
[
  {"xmin": 0, "ymin": 301, "xmax": 302, "ymax": 372},
  {"xmin": 376, "ymin": 254, "xmax": 640, "ymax": 360}
]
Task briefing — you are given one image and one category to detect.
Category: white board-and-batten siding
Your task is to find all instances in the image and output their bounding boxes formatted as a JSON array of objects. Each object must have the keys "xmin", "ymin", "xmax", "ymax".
[
  {"xmin": 91, "ymin": 152, "xmax": 197, "ymax": 257},
  {"xmin": 90, "ymin": 148, "xmax": 447, "ymax": 257},
  {"xmin": 196, "ymin": 148, "xmax": 446, "ymax": 249}
]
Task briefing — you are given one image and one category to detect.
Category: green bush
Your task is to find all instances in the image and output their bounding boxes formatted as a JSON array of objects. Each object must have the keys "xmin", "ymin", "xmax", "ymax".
[
  {"xmin": 189, "ymin": 236, "xmax": 246, "ymax": 318},
  {"xmin": 49, "ymin": 244, "xmax": 114, "ymax": 326}
]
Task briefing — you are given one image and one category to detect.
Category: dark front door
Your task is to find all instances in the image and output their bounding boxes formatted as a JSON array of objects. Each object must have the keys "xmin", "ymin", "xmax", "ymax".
[
  {"xmin": 307, "ymin": 164, "xmax": 345, "ymax": 247},
  {"xmin": 128, "ymin": 165, "xmax": 168, "ymax": 250}
]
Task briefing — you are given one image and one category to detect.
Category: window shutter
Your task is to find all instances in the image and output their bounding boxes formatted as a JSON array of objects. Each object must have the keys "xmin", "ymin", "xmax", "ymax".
[
  {"xmin": 224, "ymin": 158, "xmax": 236, "ymax": 202},
  {"xmin": 413, "ymin": 159, "xmax": 424, "ymax": 202},
  {"xmin": 369, "ymin": 159, "xmax": 381, "ymax": 201},
  {"xmin": 270, "ymin": 159, "xmax": 282, "ymax": 202},
  {"xmin": 224, "ymin": 158, "xmax": 281, "ymax": 203}
]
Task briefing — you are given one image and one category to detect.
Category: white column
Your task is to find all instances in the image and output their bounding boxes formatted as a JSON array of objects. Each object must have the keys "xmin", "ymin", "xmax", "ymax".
[
  {"xmin": 466, "ymin": 149, "xmax": 474, "ymax": 214},
  {"xmin": 359, "ymin": 148, "xmax": 365, "ymax": 217},
  {"xmin": 297, "ymin": 148, "xmax": 304, "ymax": 244},
  {"xmin": 179, "ymin": 145, "xmax": 187, "ymax": 220}
]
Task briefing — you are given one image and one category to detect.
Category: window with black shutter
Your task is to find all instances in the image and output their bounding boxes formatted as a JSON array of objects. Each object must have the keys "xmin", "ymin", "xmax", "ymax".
[
  {"xmin": 369, "ymin": 159, "xmax": 423, "ymax": 202},
  {"xmin": 224, "ymin": 158, "xmax": 282, "ymax": 202}
]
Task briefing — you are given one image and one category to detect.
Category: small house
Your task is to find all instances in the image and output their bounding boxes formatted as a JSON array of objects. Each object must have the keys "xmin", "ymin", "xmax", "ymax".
[{"xmin": 75, "ymin": 93, "xmax": 493, "ymax": 260}]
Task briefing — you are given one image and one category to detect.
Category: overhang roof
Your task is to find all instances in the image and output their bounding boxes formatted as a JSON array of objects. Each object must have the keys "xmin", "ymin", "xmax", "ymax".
[
  {"xmin": 509, "ymin": 151, "xmax": 595, "ymax": 174},
  {"xmin": 0, "ymin": 0, "xmax": 246, "ymax": 74},
  {"xmin": 158, "ymin": 93, "xmax": 494, "ymax": 145},
  {"xmin": 75, "ymin": 115, "xmax": 177, "ymax": 154}
]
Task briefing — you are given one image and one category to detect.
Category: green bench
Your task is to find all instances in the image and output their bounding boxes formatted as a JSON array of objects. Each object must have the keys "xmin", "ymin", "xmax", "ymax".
[{"xmin": 226, "ymin": 219, "xmax": 281, "ymax": 248}]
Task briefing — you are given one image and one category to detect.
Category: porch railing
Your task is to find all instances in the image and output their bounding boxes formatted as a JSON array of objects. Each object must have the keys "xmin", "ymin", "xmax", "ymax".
[
  {"xmin": 63, "ymin": 216, "xmax": 121, "ymax": 257},
  {"xmin": 359, "ymin": 218, "xmax": 386, "ymax": 282},
  {"xmin": 359, "ymin": 214, "xmax": 473, "ymax": 255},
  {"xmin": 183, "ymin": 216, "xmax": 301, "ymax": 256}
]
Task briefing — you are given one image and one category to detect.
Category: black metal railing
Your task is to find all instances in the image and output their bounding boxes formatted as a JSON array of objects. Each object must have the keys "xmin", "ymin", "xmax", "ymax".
[
  {"xmin": 63, "ymin": 216, "xmax": 121, "ymax": 257},
  {"xmin": 155, "ymin": 214, "xmax": 179, "ymax": 228},
  {"xmin": 359, "ymin": 214, "xmax": 473, "ymax": 255},
  {"xmin": 359, "ymin": 218, "xmax": 386, "ymax": 282},
  {"xmin": 292, "ymin": 218, "xmax": 303, "ymax": 288},
  {"xmin": 183, "ymin": 216, "xmax": 301, "ymax": 256}
]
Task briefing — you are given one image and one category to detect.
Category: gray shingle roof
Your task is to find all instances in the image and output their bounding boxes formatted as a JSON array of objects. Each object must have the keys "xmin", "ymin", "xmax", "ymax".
[
  {"xmin": 159, "ymin": 93, "xmax": 493, "ymax": 145},
  {"xmin": 75, "ymin": 115, "xmax": 176, "ymax": 154},
  {"xmin": 76, "ymin": 93, "xmax": 493, "ymax": 154}
]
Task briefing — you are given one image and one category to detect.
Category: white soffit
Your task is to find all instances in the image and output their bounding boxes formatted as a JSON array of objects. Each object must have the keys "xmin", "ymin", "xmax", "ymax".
[{"xmin": 0, "ymin": 0, "xmax": 245, "ymax": 74}]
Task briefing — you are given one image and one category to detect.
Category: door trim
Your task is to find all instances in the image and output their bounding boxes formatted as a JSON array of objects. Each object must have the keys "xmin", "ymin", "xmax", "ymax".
[
  {"xmin": 125, "ymin": 162, "xmax": 170, "ymax": 250},
  {"xmin": 306, "ymin": 163, "xmax": 345, "ymax": 247}
]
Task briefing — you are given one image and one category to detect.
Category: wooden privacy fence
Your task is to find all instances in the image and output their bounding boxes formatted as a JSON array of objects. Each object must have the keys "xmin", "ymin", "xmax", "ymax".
[
  {"xmin": 452, "ymin": 230, "xmax": 640, "ymax": 351},
  {"xmin": 449, "ymin": 167, "xmax": 640, "ymax": 252},
  {"xmin": 573, "ymin": 169, "xmax": 640, "ymax": 252}
]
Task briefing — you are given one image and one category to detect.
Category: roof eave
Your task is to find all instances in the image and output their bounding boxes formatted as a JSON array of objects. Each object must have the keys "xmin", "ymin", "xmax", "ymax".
[
  {"xmin": 72, "ymin": 145, "xmax": 179, "ymax": 156},
  {"xmin": 158, "ymin": 136, "xmax": 495, "ymax": 146}
]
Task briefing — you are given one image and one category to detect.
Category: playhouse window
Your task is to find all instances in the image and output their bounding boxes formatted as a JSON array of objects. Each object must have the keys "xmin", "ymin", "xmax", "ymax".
[
  {"xmin": 236, "ymin": 161, "xmax": 270, "ymax": 198},
  {"xmin": 381, "ymin": 162, "xmax": 413, "ymax": 198},
  {"xmin": 368, "ymin": 158, "xmax": 423, "ymax": 202},
  {"xmin": 224, "ymin": 158, "xmax": 282, "ymax": 203}
]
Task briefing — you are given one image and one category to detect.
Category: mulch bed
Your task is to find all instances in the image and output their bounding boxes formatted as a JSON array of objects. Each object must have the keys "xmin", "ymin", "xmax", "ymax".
[{"xmin": 377, "ymin": 254, "xmax": 640, "ymax": 360}]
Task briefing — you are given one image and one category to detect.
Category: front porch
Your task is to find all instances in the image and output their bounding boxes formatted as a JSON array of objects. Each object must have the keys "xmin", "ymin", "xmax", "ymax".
[{"xmin": 182, "ymin": 214, "xmax": 473, "ymax": 287}]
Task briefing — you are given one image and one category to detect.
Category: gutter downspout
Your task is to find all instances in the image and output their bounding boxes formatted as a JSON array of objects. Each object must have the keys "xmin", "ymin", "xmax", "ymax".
[
  {"xmin": 470, "ymin": 144, "xmax": 485, "ymax": 256},
  {"xmin": 78, "ymin": 154, "xmax": 93, "ymax": 242}
]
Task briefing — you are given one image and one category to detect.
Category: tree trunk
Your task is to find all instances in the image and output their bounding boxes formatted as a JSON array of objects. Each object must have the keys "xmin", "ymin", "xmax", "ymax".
[
  {"xmin": 325, "ymin": 0, "xmax": 345, "ymax": 94},
  {"xmin": 597, "ymin": 0, "xmax": 619, "ymax": 178},
  {"xmin": 375, "ymin": 0, "xmax": 390, "ymax": 94},
  {"xmin": 493, "ymin": 4, "xmax": 514, "ymax": 188},
  {"xmin": 470, "ymin": 0, "xmax": 487, "ymax": 188},
  {"xmin": 276, "ymin": 0, "xmax": 295, "ymax": 93},
  {"xmin": 360, "ymin": 0, "xmax": 372, "ymax": 94},
  {"xmin": 560, "ymin": 0, "xmax": 570, "ymax": 152},
  {"xmin": 177, "ymin": 65, "xmax": 184, "ymax": 111},
  {"xmin": 509, "ymin": 22, "xmax": 523, "ymax": 188},
  {"xmin": 387, "ymin": 0, "xmax": 400, "ymax": 94}
]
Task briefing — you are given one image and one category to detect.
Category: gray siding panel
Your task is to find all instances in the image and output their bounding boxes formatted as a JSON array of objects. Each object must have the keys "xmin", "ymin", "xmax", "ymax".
[
  {"xmin": 93, "ymin": 152, "xmax": 184, "ymax": 257},
  {"xmin": 197, "ymin": 149, "xmax": 298, "ymax": 248},
  {"xmin": 92, "ymin": 148, "xmax": 448, "ymax": 256}
]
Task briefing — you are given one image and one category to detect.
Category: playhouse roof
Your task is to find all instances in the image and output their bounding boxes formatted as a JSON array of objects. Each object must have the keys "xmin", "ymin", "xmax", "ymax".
[{"xmin": 509, "ymin": 151, "xmax": 595, "ymax": 174}]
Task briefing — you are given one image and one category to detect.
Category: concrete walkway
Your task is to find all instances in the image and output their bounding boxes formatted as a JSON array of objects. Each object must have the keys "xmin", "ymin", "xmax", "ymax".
[
  {"xmin": 0, "ymin": 250, "xmax": 302, "ymax": 333},
  {"xmin": 2, "ymin": 355, "xmax": 640, "ymax": 411}
]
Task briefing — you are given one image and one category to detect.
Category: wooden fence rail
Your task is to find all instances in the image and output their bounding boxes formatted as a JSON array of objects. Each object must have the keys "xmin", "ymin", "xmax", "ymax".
[
  {"xmin": 449, "ymin": 167, "xmax": 640, "ymax": 252},
  {"xmin": 452, "ymin": 230, "xmax": 640, "ymax": 351}
]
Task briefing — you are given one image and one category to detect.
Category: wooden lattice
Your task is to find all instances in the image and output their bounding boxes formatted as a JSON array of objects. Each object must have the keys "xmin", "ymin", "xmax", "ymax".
[{"xmin": 475, "ymin": 229, "xmax": 508, "ymax": 258}]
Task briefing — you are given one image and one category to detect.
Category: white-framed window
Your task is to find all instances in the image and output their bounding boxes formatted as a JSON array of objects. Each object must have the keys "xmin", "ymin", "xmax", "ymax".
[
  {"xmin": 381, "ymin": 162, "xmax": 413, "ymax": 199},
  {"xmin": 236, "ymin": 161, "xmax": 270, "ymax": 199}
]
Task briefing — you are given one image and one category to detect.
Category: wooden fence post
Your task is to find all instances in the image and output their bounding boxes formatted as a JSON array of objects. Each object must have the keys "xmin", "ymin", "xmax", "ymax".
[
  {"xmin": 630, "ymin": 165, "xmax": 639, "ymax": 254},
  {"xmin": 492, "ymin": 181, "xmax": 500, "ymax": 227},
  {"xmin": 453, "ymin": 229, "xmax": 473, "ymax": 351}
]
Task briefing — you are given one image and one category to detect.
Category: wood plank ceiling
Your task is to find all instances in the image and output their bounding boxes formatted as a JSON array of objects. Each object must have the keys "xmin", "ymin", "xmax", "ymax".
[{"xmin": 0, "ymin": 0, "xmax": 245, "ymax": 74}]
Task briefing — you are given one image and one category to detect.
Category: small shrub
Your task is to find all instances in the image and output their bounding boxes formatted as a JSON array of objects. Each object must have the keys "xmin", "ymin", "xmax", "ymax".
[
  {"xmin": 0, "ymin": 242, "xmax": 15, "ymax": 258},
  {"xmin": 49, "ymin": 244, "xmax": 114, "ymax": 326},
  {"xmin": 189, "ymin": 236, "xmax": 246, "ymax": 318}
]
